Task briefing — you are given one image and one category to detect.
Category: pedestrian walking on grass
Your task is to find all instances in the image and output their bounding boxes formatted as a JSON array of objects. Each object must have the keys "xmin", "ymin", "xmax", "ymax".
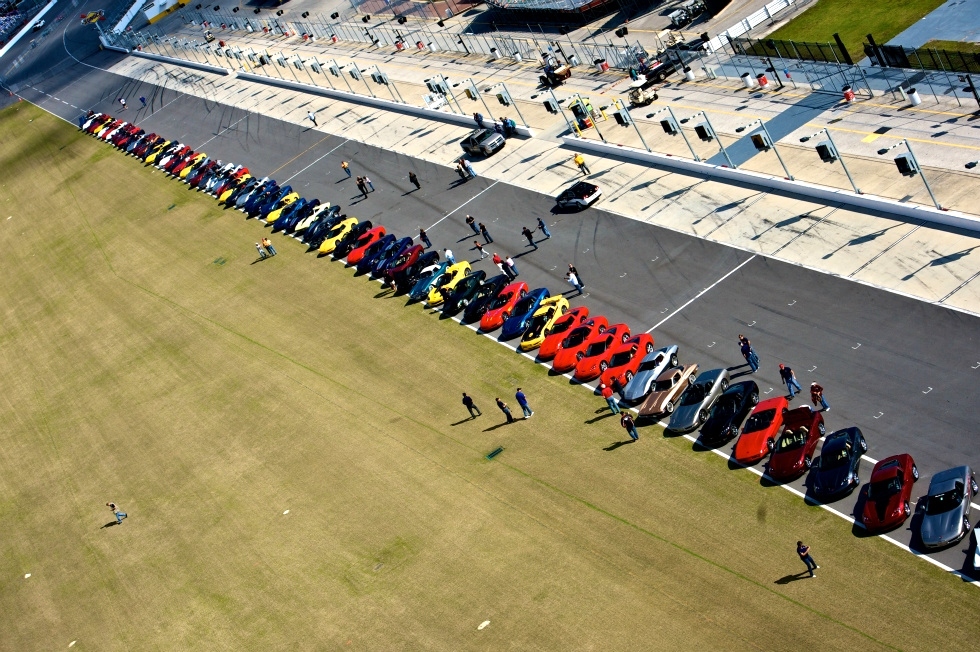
[
  {"xmin": 255, "ymin": 242, "xmax": 268, "ymax": 260},
  {"xmin": 779, "ymin": 363, "xmax": 802, "ymax": 399},
  {"xmin": 515, "ymin": 388, "xmax": 533, "ymax": 418},
  {"xmin": 364, "ymin": 176, "xmax": 375, "ymax": 192},
  {"xmin": 107, "ymin": 502, "xmax": 127, "ymax": 524},
  {"xmin": 810, "ymin": 383, "xmax": 829, "ymax": 412},
  {"xmin": 474, "ymin": 241, "xmax": 488, "ymax": 259},
  {"xmin": 444, "ymin": 248, "xmax": 456, "ymax": 265},
  {"xmin": 341, "ymin": 161, "xmax": 351, "ymax": 178},
  {"xmin": 307, "ymin": 111, "xmax": 318, "ymax": 126},
  {"xmin": 496, "ymin": 397, "xmax": 514, "ymax": 423},
  {"xmin": 505, "ymin": 256, "xmax": 518, "ymax": 278},
  {"xmin": 466, "ymin": 214, "xmax": 479, "ymax": 235},
  {"xmin": 262, "ymin": 237, "xmax": 277, "ymax": 257},
  {"xmin": 573, "ymin": 152, "xmax": 590, "ymax": 175},
  {"xmin": 566, "ymin": 271, "xmax": 583, "ymax": 296},
  {"xmin": 409, "ymin": 171, "xmax": 421, "ymax": 190},
  {"xmin": 419, "ymin": 227, "xmax": 432, "ymax": 249},
  {"xmin": 797, "ymin": 541, "xmax": 819, "ymax": 578},
  {"xmin": 462, "ymin": 392, "xmax": 481, "ymax": 418},
  {"xmin": 537, "ymin": 217, "xmax": 551, "ymax": 239},
  {"xmin": 600, "ymin": 383, "xmax": 620, "ymax": 414},
  {"xmin": 568, "ymin": 264, "xmax": 584, "ymax": 288},
  {"xmin": 621, "ymin": 413, "xmax": 639, "ymax": 441},
  {"xmin": 479, "ymin": 222, "xmax": 493, "ymax": 244},
  {"xmin": 139, "ymin": 96, "xmax": 147, "ymax": 108},
  {"xmin": 522, "ymin": 226, "xmax": 538, "ymax": 249}
]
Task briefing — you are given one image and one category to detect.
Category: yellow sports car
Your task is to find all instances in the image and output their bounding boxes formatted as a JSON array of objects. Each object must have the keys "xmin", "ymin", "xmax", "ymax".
[
  {"xmin": 178, "ymin": 152, "xmax": 207, "ymax": 179},
  {"xmin": 265, "ymin": 192, "xmax": 299, "ymax": 223},
  {"xmin": 318, "ymin": 217, "xmax": 358, "ymax": 255},
  {"xmin": 144, "ymin": 140, "xmax": 170, "ymax": 164},
  {"xmin": 426, "ymin": 261, "xmax": 472, "ymax": 306},
  {"xmin": 518, "ymin": 295, "xmax": 570, "ymax": 352},
  {"xmin": 219, "ymin": 174, "xmax": 251, "ymax": 203}
]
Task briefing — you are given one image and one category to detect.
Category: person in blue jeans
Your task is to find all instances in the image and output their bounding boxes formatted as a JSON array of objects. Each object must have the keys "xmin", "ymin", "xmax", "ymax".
[
  {"xmin": 537, "ymin": 217, "xmax": 551, "ymax": 239},
  {"xmin": 621, "ymin": 413, "xmax": 639, "ymax": 441},
  {"xmin": 515, "ymin": 388, "xmax": 533, "ymax": 418},
  {"xmin": 797, "ymin": 541, "xmax": 819, "ymax": 577},
  {"xmin": 107, "ymin": 502, "xmax": 127, "ymax": 523},
  {"xmin": 779, "ymin": 364, "xmax": 802, "ymax": 398}
]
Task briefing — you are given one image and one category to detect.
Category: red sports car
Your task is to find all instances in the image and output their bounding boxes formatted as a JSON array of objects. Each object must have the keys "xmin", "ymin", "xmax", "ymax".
[
  {"xmin": 346, "ymin": 226, "xmax": 388, "ymax": 264},
  {"xmin": 480, "ymin": 281, "xmax": 528, "ymax": 332},
  {"xmin": 860, "ymin": 454, "xmax": 919, "ymax": 532},
  {"xmin": 599, "ymin": 333, "xmax": 655, "ymax": 388},
  {"xmin": 551, "ymin": 316, "xmax": 609, "ymax": 374},
  {"xmin": 538, "ymin": 306, "xmax": 590, "ymax": 361},
  {"xmin": 733, "ymin": 396, "xmax": 789, "ymax": 465},
  {"xmin": 573, "ymin": 324, "xmax": 632, "ymax": 382},
  {"xmin": 384, "ymin": 244, "xmax": 424, "ymax": 285},
  {"xmin": 766, "ymin": 407, "xmax": 826, "ymax": 481}
]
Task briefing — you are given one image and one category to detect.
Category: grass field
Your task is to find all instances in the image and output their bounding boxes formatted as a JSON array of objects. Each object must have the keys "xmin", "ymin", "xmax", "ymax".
[
  {"xmin": 2, "ymin": 102, "xmax": 980, "ymax": 650},
  {"xmin": 767, "ymin": 0, "xmax": 947, "ymax": 59},
  {"xmin": 922, "ymin": 39, "xmax": 980, "ymax": 54}
]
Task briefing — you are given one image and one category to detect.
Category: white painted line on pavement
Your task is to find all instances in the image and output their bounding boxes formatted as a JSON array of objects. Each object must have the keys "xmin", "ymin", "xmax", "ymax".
[
  {"xmin": 646, "ymin": 255, "xmax": 757, "ymax": 333},
  {"xmin": 283, "ymin": 140, "xmax": 350, "ymax": 184},
  {"xmin": 426, "ymin": 181, "xmax": 500, "ymax": 232}
]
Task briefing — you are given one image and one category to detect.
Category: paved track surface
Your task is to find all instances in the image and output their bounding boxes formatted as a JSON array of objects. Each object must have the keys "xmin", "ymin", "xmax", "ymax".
[{"xmin": 5, "ymin": 0, "xmax": 980, "ymax": 576}]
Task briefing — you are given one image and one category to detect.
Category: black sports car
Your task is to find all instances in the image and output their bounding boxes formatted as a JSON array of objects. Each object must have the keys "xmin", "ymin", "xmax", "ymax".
[
  {"xmin": 810, "ymin": 427, "xmax": 867, "ymax": 498},
  {"xmin": 442, "ymin": 270, "xmax": 488, "ymax": 315},
  {"xmin": 698, "ymin": 380, "xmax": 759, "ymax": 444},
  {"xmin": 461, "ymin": 274, "xmax": 510, "ymax": 323}
]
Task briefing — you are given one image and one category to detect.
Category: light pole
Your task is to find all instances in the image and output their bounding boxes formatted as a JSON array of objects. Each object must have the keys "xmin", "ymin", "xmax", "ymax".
[
  {"xmin": 368, "ymin": 65, "xmax": 402, "ymax": 103},
  {"xmin": 548, "ymin": 88, "xmax": 575, "ymax": 134},
  {"xmin": 614, "ymin": 98, "xmax": 650, "ymax": 152},
  {"xmin": 574, "ymin": 92, "xmax": 605, "ymax": 142},
  {"xmin": 735, "ymin": 118, "xmax": 794, "ymax": 180},
  {"xmin": 877, "ymin": 139, "xmax": 941, "ymax": 210},
  {"xmin": 487, "ymin": 83, "xmax": 528, "ymax": 128},
  {"xmin": 647, "ymin": 106, "xmax": 700, "ymax": 161},
  {"xmin": 435, "ymin": 73, "xmax": 464, "ymax": 114},
  {"xmin": 800, "ymin": 128, "xmax": 861, "ymax": 194},
  {"xmin": 462, "ymin": 77, "xmax": 495, "ymax": 121},
  {"xmin": 347, "ymin": 63, "xmax": 375, "ymax": 98},
  {"xmin": 328, "ymin": 59, "xmax": 355, "ymax": 94},
  {"xmin": 680, "ymin": 111, "xmax": 734, "ymax": 168}
]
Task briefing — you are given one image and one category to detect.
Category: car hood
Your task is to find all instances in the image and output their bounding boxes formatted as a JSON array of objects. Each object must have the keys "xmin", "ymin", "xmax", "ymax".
[
  {"xmin": 668, "ymin": 401, "xmax": 704, "ymax": 431},
  {"xmin": 812, "ymin": 466, "xmax": 852, "ymax": 495},
  {"xmin": 622, "ymin": 368, "xmax": 659, "ymax": 402},
  {"xmin": 920, "ymin": 508, "xmax": 966, "ymax": 546},
  {"xmin": 863, "ymin": 496, "xmax": 903, "ymax": 528},
  {"xmin": 768, "ymin": 450, "xmax": 805, "ymax": 477}
]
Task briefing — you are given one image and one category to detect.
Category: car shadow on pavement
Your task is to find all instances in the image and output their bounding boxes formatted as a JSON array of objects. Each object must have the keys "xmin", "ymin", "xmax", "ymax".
[
  {"xmin": 603, "ymin": 440, "xmax": 635, "ymax": 451},
  {"xmin": 774, "ymin": 572, "xmax": 811, "ymax": 585}
]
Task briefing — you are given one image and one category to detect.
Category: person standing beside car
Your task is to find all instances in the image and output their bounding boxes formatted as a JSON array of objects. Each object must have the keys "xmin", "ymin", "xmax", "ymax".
[
  {"xmin": 600, "ymin": 383, "xmax": 620, "ymax": 414},
  {"xmin": 810, "ymin": 383, "xmax": 829, "ymax": 412},
  {"xmin": 505, "ymin": 256, "xmax": 519, "ymax": 278},
  {"xmin": 779, "ymin": 364, "xmax": 802, "ymax": 399}
]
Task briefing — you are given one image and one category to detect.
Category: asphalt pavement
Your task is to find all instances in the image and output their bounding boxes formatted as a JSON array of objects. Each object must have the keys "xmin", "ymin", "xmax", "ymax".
[{"xmin": 4, "ymin": 0, "xmax": 980, "ymax": 578}]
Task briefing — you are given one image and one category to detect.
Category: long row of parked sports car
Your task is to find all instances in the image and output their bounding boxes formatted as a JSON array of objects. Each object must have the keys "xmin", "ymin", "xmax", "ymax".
[{"xmin": 80, "ymin": 111, "xmax": 978, "ymax": 555}]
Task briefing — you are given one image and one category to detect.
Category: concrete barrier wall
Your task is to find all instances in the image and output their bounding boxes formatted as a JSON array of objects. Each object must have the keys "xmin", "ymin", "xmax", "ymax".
[
  {"xmin": 131, "ymin": 49, "xmax": 232, "ymax": 75},
  {"xmin": 564, "ymin": 136, "xmax": 980, "ymax": 234}
]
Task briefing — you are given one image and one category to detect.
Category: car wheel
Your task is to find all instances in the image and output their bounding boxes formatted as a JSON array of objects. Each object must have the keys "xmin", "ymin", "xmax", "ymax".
[
  {"xmin": 972, "ymin": 478, "xmax": 979, "ymax": 495},
  {"xmin": 912, "ymin": 465, "xmax": 919, "ymax": 481},
  {"xmin": 766, "ymin": 438, "xmax": 775, "ymax": 452},
  {"xmin": 520, "ymin": 290, "xmax": 527, "ymax": 298},
  {"xmin": 502, "ymin": 312, "xmax": 511, "ymax": 320},
  {"xmin": 460, "ymin": 299, "xmax": 469, "ymax": 307},
  {"xmin": 625, "ymin": 371, "xmax": 634, "ymax": 382},
  {"xmin": 576, "ymin": 352, "xmax": 584, "ymax": 361},
  {"xmin": 561, "ymin": 306, "xmax": 568, "ymax": 314},
  {"xmin": 818, "ymin": 423, "xmax": 826, "ymax": 436},
  {"xmin": 664, "ymin": 401, "xmax": 674, "ymax": 414},
  {"xmin": 720, "ymin": 379, "xmax": 729, "ymax": 391},
  {"xmin": 646, "ymin": 342, "xmax": 655, "ymax": 354},
  {"xmin": 965, "ymin": 516, "xmax": 973, "ymax": 533},
  {"xmin": 698, "ymin": 409, "xmax": 707, "ymax": 424},
  {"xmin": 463, "ymin": 268, "xmax": 471, "ymax": 276},
  {"xmin": 670, "ymin": 354, "xmax": 678, "ymax": 367},
  {"xmin": 622, "ymin": 333, "xmax": 630, "ymax": 343},
  {"xmin": 599, "ymin": 361, "xmax": 608, "ymax": 371},
  {"xmin": 804, "ymin": 456, "xmax": 813, "ymax": 469},
  {"xmin": 750, "ymin": 392, "xmax": 759, "ymax": 405},
  {"xmin": 688, "ymin": 374, "xmax": 697, "ymax": 385},
  {"xmin": 903, "ymin": 501, "xmax": 911, "ymax": 517},
  {"xmin": 598, "ymin": 325, "xmax": 606, "ymax": 333},
  {"xmin": 860, "ymin": 438, "xmax": 868, "ymax": 454}
]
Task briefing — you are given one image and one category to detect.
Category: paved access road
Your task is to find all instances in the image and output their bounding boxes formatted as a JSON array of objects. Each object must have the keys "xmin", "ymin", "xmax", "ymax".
[{"xmin": 6, "ymin": 3, "xmax": 980, "ymax": 576}]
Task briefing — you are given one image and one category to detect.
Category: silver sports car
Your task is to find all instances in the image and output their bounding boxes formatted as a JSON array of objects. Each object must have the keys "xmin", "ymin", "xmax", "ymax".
[
  {"xmin": 621, "ymin": 345, "xmax": 679, "ymax": 403},
  {"xmin": 666, "ymin": 367, "xmax": 730, "ymax": 433},
  {"xmin": 919, "ymin": 465, "xmax": 976, "ymax": 549}
]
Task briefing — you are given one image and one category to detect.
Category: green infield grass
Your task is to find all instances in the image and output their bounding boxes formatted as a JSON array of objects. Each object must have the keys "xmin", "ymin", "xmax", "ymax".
[
  {"xmin": 1, "ymin": 102, "xmax": 978, "ymax": 650},
  {"xmin": 767, "ymin": 0, "xmax": 947, "ymax": 59}
]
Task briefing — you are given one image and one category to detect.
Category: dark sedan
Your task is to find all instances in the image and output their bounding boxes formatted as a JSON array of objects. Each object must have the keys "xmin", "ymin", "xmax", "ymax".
[
  {"xmin": 809, "ymin": 427, "xmax": 867, "ymax": 498},
  {"xmin": 698, "ymin": 380, "xmax": 759, "ymax": 445}
]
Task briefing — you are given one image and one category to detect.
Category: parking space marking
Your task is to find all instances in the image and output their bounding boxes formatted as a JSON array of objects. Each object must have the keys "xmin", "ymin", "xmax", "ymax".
[
  {"xmin": 646, "ymin": 255, "xmax": 756, "ymax": 333},
  {"xmin": 426, "ymin": 181, "xmax": 501, "ymax": 232}
]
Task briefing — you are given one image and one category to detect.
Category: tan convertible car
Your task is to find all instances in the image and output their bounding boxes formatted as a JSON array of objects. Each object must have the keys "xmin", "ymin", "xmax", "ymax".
[{"xmin": 637, "ymin": 363, "xmax": 699, "ymax": 418}]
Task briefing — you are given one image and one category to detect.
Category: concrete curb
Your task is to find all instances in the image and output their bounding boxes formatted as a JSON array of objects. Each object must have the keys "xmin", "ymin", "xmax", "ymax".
[
  {"xmin": 130, "ymin": 49, "xmax": 232, "ymax": 76},
  {"xmin": 564, "ymin": 136, "xmax": 980, "ymax": 234}
]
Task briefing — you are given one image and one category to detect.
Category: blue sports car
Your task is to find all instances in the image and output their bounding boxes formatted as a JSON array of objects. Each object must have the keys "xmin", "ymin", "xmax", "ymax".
[{"xmin": 500, "ymin": 288, "xmax": 551, "ymax": 339}]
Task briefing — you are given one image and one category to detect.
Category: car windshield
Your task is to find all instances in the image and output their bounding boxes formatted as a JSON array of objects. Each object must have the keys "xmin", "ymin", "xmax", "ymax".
[
  {"xmin": 743, "ymin": 409, "xmax": 775, "ymax": 433},
  {"xmin": 475, "ymin": 131, "xmax": 495, "ymax": 144},
  {"xmin": 327, "ymin": 224, "xmax": 347, "ymax": 238},
  {"xmin": 638, "ymin": 355, "xmax": 665, "ymax": 372},
  {"xmin": 473, "ymin": 284, "xmax": 497, "ymax": 301},
  {"xmin": 564, "ymin": 328, "xmax": 589, "ymax": 347},
  {"xmin": 868, "ymin": 477, "xmax": 902, "ymax": 500},
  {"xmin": 653, "ymin": 376, "xmax": 677, "ymax": 392},
  {"xmin": 609, "ymin": 349, "xmax": 634, "ymax": 367},
  {"xmin": 512, "ymin": 296, "xmax": 537, "ymax": 315},
  {"xmin": 925, "ymin": 484, "xmax": 964, "ymax": 515},
  {"xmin": 680, "ymin": 382, "xmax": 707, "ymax": 406},
  {"xmin": 584, "ymin": 338, "xmax": 610, "ymax": 357},
  {"xmin": 775, "ymin": 430, "xmax": 808, "ymax": 452},
  {"xmin": 550, "ymin": 318, "xmax": 576, "ymax": 336},
  {"xmin": 524, "ymin": 312, "xmax": 553, "ymax": 339},
  {"xmin": 711, "ymin": 395, "xmax": 737, "ymax": 419},
  {"xmin": 818, "ymin": 442, "xmax": 852, "ymax": 469},
  {"xmin": 489, "ymin": 291, "xmax": 514, "ymax": 310},
  {"xmin": 432, "ymin": 273, "xmax": 452, "ymax": 289}
]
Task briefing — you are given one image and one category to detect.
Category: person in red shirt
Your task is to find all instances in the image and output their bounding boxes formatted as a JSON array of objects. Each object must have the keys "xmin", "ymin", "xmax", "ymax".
[
  {"xmin": 600, "ymin": 383, "xmax": 620, "ymax": 414},
  {"xmin": 810, "ymin": 383, "xmax": 829, "ymax": 412}
]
